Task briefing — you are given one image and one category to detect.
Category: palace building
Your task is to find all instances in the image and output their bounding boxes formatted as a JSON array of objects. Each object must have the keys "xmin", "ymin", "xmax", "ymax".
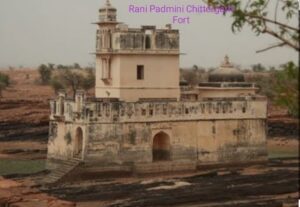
[{"xmin": 45, "ymin": 0, "xmax": 267, "ymax": 183}]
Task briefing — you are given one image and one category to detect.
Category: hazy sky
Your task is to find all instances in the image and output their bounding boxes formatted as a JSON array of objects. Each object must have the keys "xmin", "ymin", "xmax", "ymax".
[{"xmin": 0, "ymin": 0, "xmax": 298, "ymax": 68}]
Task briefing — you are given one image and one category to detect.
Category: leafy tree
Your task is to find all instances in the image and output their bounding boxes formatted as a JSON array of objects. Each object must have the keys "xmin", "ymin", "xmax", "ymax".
[
  {"xmin": 274, "ymin": 62, "xmax": 298, "ymax": 117},
  {"xmin": 38, "ymin": 64, "xmax": 53, "ymax": 84},
  {"xmin": 0, "ymin": 72, "xmax": 10, "ymax": 98},
  {"xmin": 204, "ymin": 0, "xmax": 299, "ymax": 52}
]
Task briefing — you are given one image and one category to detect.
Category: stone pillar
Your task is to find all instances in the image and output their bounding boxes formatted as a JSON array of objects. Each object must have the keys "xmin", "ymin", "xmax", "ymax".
[
  {"xmin": 58, "ymin": 90, "xmax": 66, "ymax": 116},
  {"xmin": 75, "ymin": 90, "xmax": 86, "ymax": 113}
]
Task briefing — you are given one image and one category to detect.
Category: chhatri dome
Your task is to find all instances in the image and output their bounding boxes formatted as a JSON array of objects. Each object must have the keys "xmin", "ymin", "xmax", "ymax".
[
  {"xmin": 99, "ymin": 0, "xmax": 117, "ymax": 22},
  {"xmin": 208, "ymin": 55, "xmax": 245, "ymax": 82}
]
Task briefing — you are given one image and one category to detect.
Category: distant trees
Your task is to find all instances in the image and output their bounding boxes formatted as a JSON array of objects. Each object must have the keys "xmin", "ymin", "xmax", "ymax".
[
  {"xmin": 0, "ymin": 72, "xmax": 10, "ymax": 98},
  {"xmin": 50, "ymin": 68, "xmax": 95, "ymax": 98},
  {"xmin": 37, "ymin": 63, "xmax": 95, "ymax": 97},
  {"xmin": 57, "ymin": 63, "xmax": 81, "ymax": 70},
  {"xmin": 181, "ymin": 66, "xmax": 208, "ymax": 86},
  {"xmin": 246, "ymin": 62, "xmax": 299, "ymax": 118},
  {"xmin": 251, "ymin": 63, "xmax": 266, "ymax": 72}
]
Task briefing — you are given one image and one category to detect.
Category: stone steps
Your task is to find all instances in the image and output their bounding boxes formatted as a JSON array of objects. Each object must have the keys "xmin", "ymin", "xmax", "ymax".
[{"xmin": 38, "ymin": 158, "xmax": 82, "ymax": 184}]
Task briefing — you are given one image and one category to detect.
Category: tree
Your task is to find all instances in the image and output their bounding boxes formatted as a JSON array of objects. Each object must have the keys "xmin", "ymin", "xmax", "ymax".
[
  {"xmin": 60, "ymin": 69, "xmax": 84, "ymax": 98},
  {"xmin": 251, "ymin": 63, "xmax": 266, "ymax": 72},
  {"xmin": 204, "ymin": 0, "xmax": 299, "ymax": 53},
  {"xmin": 181, "ymin": 69, "xmax": 199, "ymax": 86},
  {"xmin": 0, "ymin": 72, "xmax": 10, "ymax": 98},
  {"xmin": 73, "ymin": 63, "xmax": 81, "ymax": 69},
  {"xmin": 38, "ymin": 64, "xmax": 52, "ymax": 84},
  {"xmin": 81, "ymin": 69, "xmax": 95, "ymax": 91},
  {"xmin": 50, "ymin": 78, "xmax": 65, "ymax": 94},
  {"xmin": 274, "ymin": 62, "xmax": 298, "ymax": 117}
]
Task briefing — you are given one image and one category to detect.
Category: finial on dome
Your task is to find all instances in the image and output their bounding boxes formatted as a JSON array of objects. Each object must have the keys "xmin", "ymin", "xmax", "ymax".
[
  {"xmin": 221, "ymin": 55, "xmax": 232, "ymax": 67},
  {"xmin": 106, "ymin": 0, "xmax": 111, "ymax": 6},
  {"xmin": 224, "ymin": 55, "xmax": 229, "ymax": 64}
]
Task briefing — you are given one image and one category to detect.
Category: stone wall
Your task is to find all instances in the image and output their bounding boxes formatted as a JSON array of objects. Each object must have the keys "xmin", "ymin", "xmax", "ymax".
[
  {"xmin": 85, "ymin": 119, "xmax": 267, "ymax": 165},
  {"xmin": 47, "ymin": 96, "xmax": 268, "ymax": 169}
]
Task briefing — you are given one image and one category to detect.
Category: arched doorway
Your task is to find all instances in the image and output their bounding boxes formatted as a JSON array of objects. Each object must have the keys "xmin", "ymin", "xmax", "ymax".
[
  {"xmin": 74, "ymin": 127, "xmax": 83, "ymax": 158},
  {"xmin": 152, "ymin": 132, "xmax": 171, "ymax": 162}
]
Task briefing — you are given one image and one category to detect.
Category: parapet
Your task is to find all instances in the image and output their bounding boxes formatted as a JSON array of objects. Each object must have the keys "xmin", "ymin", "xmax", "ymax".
[
  {"xmin": 96, "ymin": 24, "xmax": 180, "ymax": 54},
  {"xmin": 50, "ymin": 92, "xmax": 267, "ymax": 124}
]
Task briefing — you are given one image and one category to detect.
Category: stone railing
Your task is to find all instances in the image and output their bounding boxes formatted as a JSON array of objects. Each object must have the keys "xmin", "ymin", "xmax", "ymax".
[{"xmin": 50, "ymin": 93, "xmax": 267, "ymax": 124}]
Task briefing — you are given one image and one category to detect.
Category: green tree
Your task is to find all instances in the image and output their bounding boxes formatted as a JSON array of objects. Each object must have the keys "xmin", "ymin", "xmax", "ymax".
[
  {"xmin": 38, "ymin": 64, "xmax": 52, "ymax": 84},
  {"xmin": 274, "ymin": 62, "xmax": 298, "ymax": 117},
  {"xmin": 204, "ymin": 0, "xmax": 299, "ymax": 52}
]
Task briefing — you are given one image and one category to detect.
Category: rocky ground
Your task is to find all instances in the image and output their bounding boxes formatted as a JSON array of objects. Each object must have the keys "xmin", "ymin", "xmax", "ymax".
[
  {"xmin": 0, "ymin": 157, "xmax": 298, "ymax": 207},
  {"xmin": 0, "ymin": 69, "xmax": 299, "ymax": 207}
]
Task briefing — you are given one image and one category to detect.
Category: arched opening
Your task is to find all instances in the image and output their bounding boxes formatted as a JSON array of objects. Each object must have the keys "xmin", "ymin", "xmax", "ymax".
[
  {"xmin": 152, "ymin": 132, "xmax": 171, "ymax": 162},
  {"xmin": 74, "ymin": 127, "xmax": 83, "ymax": 158}
]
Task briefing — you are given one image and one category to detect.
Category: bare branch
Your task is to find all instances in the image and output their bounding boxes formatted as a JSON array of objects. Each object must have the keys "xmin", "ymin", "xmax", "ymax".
[
  {"xmin": 263, "ymin": 28, "xmax": 299, "ymax": 51},
  {"xmin": 256, "ymin": 42, "xmax": 286, "ymax": 53}
]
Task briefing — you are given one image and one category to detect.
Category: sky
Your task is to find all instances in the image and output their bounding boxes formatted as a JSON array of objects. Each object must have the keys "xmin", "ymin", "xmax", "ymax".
[{"xmin": 0, "ymin": 0, "xmax": 298, "ymax": 69}]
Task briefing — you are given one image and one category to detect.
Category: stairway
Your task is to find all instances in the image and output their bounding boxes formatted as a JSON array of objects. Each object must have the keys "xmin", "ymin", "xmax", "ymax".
[{"xmin": 39, "ymin": 158, "xmax": 82, "ymax": 184}]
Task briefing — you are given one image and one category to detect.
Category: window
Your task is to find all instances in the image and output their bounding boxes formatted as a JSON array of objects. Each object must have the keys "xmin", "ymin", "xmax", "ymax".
[
  {"xmin": 137, "ymin": 65, "xmax": 144, "ymax": 80},
  {"xmin": 145, "ymin": 35, "xmax": 151, "ymax": 49}
]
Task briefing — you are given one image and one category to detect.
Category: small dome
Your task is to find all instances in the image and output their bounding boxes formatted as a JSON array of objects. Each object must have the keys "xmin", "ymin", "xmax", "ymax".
[{"xmin": 208, "ymin": 55, "xmax": 245, "ymax": 82}]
